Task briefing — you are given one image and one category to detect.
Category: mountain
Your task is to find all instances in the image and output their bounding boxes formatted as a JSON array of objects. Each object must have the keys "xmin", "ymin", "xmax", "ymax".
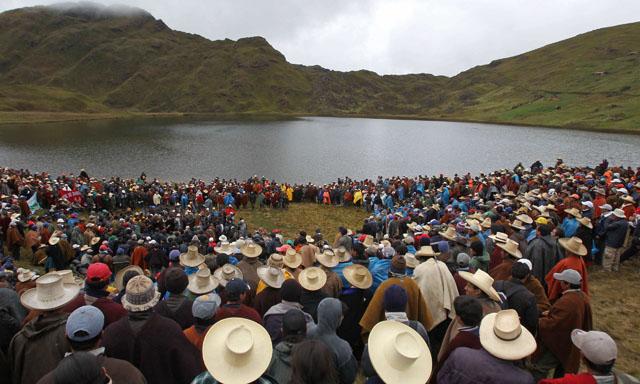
[{"xmin": 0, "ymin": 3, "xmax": 638, "ymax": 130}]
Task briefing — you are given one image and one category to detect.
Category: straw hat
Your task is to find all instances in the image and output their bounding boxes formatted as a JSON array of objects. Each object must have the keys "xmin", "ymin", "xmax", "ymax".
[
  {"xmin": 459, "ymin": 269, "xmax": 501, "ymax": 302},
  {"xmin": 479, "ymin": 309, "xmax": 536, "ymax": 361},
  {"xmin": 80, "ymin": 244, "xmax": 90, "ymax": 252},
  {"xmin": 415, "ymin": 246, "xmax": 439, "ymax": 258},
  {"xmin": 439, "ymin": 226, "xmax": 458, "ymax": 241},
  {"xmin": 214, "ymin": 264, "xmax": 243, "ymax": 287},
  {"xmin": 90, "ymin": 236, "xmax": 101, "ymax": 246},
  {"xmin": 214, "ymin": 241, "xmax": 234, "ymax": 255},
  {"xmin": 257, "ymin": 266, "xmax": 285, "ymax": 289},
  {"xmin": 122, "ymin": 275, "xmax": 161, "ymax": 312},
  {"xmin": 17, "ymin": 269, "xmax": 39, "ymax": 283},
  {"xmin": 368, "ymin": 320, "xmax": 432, "ymax": 384},
  {"xmin": 180, "ymin": 245, "xmax": 205, "ymax": 267},
  {"xmin": 202, "ymin": 317, "xmax": 272, "ymax": 384},
  {"xmin": 343, "ymin": 264, "xmax": 373, "ymax": 289},
  {"xmin": 577, "ymin": 217, "xmax": 593, "ymax": 229},
  {"xmin": 305, "ymin": 235, "xmax": 315, "ymax": 243},
  {"xmin": 53, "ymin": 270, "xmax": 76, "ymax": 285},
  {"xmin": 188, "ymin": 268, "xmax": 219, "ymax": 295},
  {"xmin": 334, "ymin": 246, "xmax": 351, "ymax": 262},
  {"xmin": 558, "ymin": 236, "xmax": 587, "ymax": 256},
  {"xmin": 115, "ymin": 265, "xmax": 143, "ymax": 291},
  {"xmin": 267, "ymin": 253, "xmax": 284, "ymax": 268},
  {"xmin": 362, "ymin": 235, "xmax": 375, "ymax": 247},
  {"xmin": 21, "ymin": 273, "xmax": 80, "ymax": 311},
  {"xmin": 565, "ymin": 207, "xmax": 582, "ymax": 218},
  {"xmin": 480, "ymin": 217, "xmax": 492, "ymax": 229},
  {"xmin": 317, "ymin": 249, "xmax": 339, "ymax": 268},
  {"xmin": 509, "ymin": 220, "xmax": 525, "ymax": 231},
  {"xmin": 488, "ymin": 232, "xmax": 509, "ymax": 243},
  {"xmin": 48, "ymin": 236, "xmax": 60, "ymax": 246},
  {"xmin": 497, "ymin": 239, "xmax": 523, "ymax": 259},
  {"xmin": 283, "ymin": 248, "xmax": 302, "ymax": 269},
  {"xmin": 612, "ymin": 208, "xmax": 626, "ymax": 219},
  {"xmin": 544, "ymin": 204, "xmax": 557, "ymax": 212},
  {"xmin": 298, "ymin": 267, "xmax": 327, "ymax": 291},
  {"xmin": 240, "ymin": 243, "xmax": 262, "ymax": 258},
  {"xmin": 621, "ymin": 195, "xmax": 635, "ymax": 204},
  {"xmin": 404, "ymin": 253, "xmax": 419, "ymax": 269}
]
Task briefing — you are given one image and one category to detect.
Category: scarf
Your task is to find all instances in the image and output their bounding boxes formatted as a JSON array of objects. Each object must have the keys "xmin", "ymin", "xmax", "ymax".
[{"xmin": 385, "ymin": 311, "xmax": 409, "ymax": 323}]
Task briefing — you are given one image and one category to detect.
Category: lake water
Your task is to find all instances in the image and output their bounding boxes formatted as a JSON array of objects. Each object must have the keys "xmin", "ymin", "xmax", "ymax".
[{"xmin": 1, "ymin": 116, "xmax": 639, "ymax": 183}]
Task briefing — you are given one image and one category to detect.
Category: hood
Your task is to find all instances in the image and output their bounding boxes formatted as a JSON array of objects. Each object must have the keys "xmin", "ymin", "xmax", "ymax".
[
  {"xmin": 273, "ymin": 341, "xmax": 295, "ymax": 365},
  {"xmin": 316, "ymin": 297, "xmax": 342, "ymax": 332},
  {"xmin": 22, "ymin": 312, "xmax": 68, "ymax": 339},
  {"xmin": 541, "ymin": 234, "xmax": 555, "ymax": 247}
]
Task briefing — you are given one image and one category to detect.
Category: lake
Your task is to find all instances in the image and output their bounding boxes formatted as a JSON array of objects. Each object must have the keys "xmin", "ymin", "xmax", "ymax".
[{"xmin": 1, "ymin": 116, "xmax": 639, "ymax": 183}]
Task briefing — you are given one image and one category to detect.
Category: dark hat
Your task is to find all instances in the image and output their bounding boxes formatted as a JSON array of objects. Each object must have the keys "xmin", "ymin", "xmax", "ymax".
[
  {"xmin": 280, "ymin": 279, "xmax": 302, "ymax": 303},
  {"xmin": 282, "ymin": 308, "xmax": 307, "ymax": 337},
  {"xmin": 389, "ymin": 255, "xmax": 407, "ymax": 275},
  {"xmin": 384, "ymin": 284, "xmax": 408, "ymax": 312},
  {"xmin": 164, "ymin": 267, "xmax": 188, "ymax": 294},
  {"xmin": 225, "ymin": 278, "xmax": 249, "ymax": 301}
]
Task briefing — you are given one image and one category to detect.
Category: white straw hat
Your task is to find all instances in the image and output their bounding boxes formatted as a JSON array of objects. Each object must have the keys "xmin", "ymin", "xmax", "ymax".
[
  {"xmin": 283, "ymin": 248, "xmax": 302, "ymax": 269},
  {"xmin": 317, "ymin": 249, "xmax": 339, "ymax": 268},
  {"xmin": 214, "ymin": 241, "xmax": 234, "ymax": 255},
  {"xmin": 114, "ymin": 265, "xmax": 143, "ymax": 291},
  {"xmin": 479, "ymin": 309, "xmax": 536, "ymax": 360},
  {"xmin": 368, "ymin": 320, "xmax": 432, "ymax": 384},
  {"xmin": 497, "ymin": 239, "xmax": 523, "ymax": 259},
  {"xmin": 342, "ymin": 264, "xmax": 373, "ymax": 289},
  {"xmin": 298, "ymin": 267, "xmax": 327, "ymax": 291},
  {"xmin": 180, "ymin": 245, "xmax": 205, "ymax": 267},
  {"xmin": 459, "ymin": 269, "xmax": 501, "ymax": 302},
  {"xmin": 240, "ymin": 243, "xmax": 262, "ymax": 258},
  {"xmin": 202, "ymin": 317, "xmax": 273, "ymax": 384},
  {"xmin": 257, "ymin": 266, "xmax": 284, "ymax": 289},
  {"xmin": 188, "ymin": 268, "xmax": 220, "ymax": 295},
  {"xmin": 21, "ymin": 273, "xmax": 80, "ymax": 311},
  {"xmin": 214, "ymin": 264, "xmax": 243, "ymax": 287},
  {"xmin": 558, "ymin": 237, "xmax": 587, "ymax": 257}
]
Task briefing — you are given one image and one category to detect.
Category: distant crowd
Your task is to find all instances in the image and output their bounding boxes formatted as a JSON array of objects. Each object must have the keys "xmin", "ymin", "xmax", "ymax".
[{"xmin": 0, "ymin": 159, "xmax": 639, "ymax": 384}]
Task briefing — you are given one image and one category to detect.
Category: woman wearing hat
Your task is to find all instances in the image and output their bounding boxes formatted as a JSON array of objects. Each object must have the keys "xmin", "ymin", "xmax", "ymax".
[{"xmin": 337, "ymin": 264, "xmax": 373, "ymax": 359}]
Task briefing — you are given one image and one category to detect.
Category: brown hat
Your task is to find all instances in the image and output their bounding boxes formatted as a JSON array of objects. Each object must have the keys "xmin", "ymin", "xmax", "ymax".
[
  {"xmin": 390, "ymin": 255, "xmax": 407, "ymax": 275},
  {"xmin": 267, "ymin": 253, "xmax": 284, "ymax": 269}
]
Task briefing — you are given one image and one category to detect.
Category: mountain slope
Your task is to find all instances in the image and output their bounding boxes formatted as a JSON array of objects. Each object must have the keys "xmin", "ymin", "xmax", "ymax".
[{"xmin": 0, "ymin": 3, "xmax": 638, "ymax": 130}]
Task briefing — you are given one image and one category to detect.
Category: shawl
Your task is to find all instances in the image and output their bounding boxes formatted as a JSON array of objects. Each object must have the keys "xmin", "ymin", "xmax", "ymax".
[
  {"xmin": 545, "ymin": 255, "xmax": 589, "ymax": 302},
  {"xmin": 412, "ymin": 258, "xmax": 459, "ymax": 327}
]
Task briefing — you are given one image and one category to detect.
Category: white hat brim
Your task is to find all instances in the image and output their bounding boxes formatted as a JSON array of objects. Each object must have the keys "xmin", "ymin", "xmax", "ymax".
[
  {"xmin": 20, "ymin": 283, "xmax": 80, "ymax": 311},
  {"xmin": 458, "ymin": 271, "xmax": 501, "ymax": 302},
  {"xmin": 479, "ymin": 312, "xmax": 536, "ymax": 360}
]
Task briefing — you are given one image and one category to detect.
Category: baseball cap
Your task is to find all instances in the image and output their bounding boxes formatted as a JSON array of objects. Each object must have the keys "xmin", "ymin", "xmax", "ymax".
[
  {"xmin": 66, "ymin": 306, "xmax": 104, "ymax": 342},
  {"xmin": 225, "ymin": 278, "xmax": 249, "ymax": 301},
  {"xmin": 456, "ymin": 253, "xmax": 470, "ymax": 267},
  {"xmin": 86, "ymin": 262, "xmax": 112, "ymax": 282},
  {"xmin": 192, "ymin": 293, "xmax": 222, "ymax": 320},
  {"xmin": 571, "ymin": 329, "xmax": 617, "ymax": 364},
  {"xmin": 598, "ymin": 203, "xmax": 612, "ymax": 211},
  {"xmin": 553, "ymin": 269, "xmax": 582, "ymax": 285}
]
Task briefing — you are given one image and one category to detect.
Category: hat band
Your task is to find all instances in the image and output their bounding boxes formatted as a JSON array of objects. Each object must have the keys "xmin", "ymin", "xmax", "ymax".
[{"xmin": 494, "ymin": 326, "xmax": 522, "ymax": 341}]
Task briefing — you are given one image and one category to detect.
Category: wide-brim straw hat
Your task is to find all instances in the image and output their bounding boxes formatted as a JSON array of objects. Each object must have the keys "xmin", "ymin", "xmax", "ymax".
[
  {"xmin": 17, "ymin": 269, "xmax": 38, "ymax": 283},
  {"xmin": 480, "ymin": 217, "xmax": 492, "ymax": 229},
  {"xmin": 488, "ymin": 232, "xmax": 509, "ymax": 244},
  {"xmin": 620, "ymin": 195, "xmax": 635, "ymax": 204},
  {"xmin": 317, "ymin": 249, "xmax": 339, "ymax": 268},
  {"xmin": 90, "ymin": 236, "xmax": 101, "ymax": 246},
  {"xmin": 565, "ymin": 207, "xmax": 582, "ymax": 218},
  {"xmin": 240, "ymin": 243, "xmax": 262, "ymax": 258},
  {"xmin": 180, "ymin": 245, "xmax": 205, "ymax": 267},
  {"xmin": 53, "ymin": 270, "xmax": 76, "ymax": 285},
  {"xmin": 515, "ymin": 214, "xmax": 533, "ymax": 225},
  {"xmin": 21, "ymin": 273, "xmax": 80, "ymax": 311},
  {"xmin": 558, "ymin": 236, "xmax": 587, "ymax": 256},
  {"xmin": 343, "ymin": 264, "xmax": 373, "ymax": 289},
  {"xmin": 283, "ymin": 249, "xmax": 302, "ymax": 269},
  {"xmin": 122, "ymin": 275, "xmax": 161, "ymax": 312},
  {"xmin": 188, "ymin": 268, "xmax": 220, "ymax": 295},
  {"xmin": 267, "ymin": 253, "xmax": 284, "ymax": 269},
  {"xmin": 214, "ymin": 264, "xmax": 243, "ymax": 287},
  {"xmin": 202, "ymin": 317, "xmax": 273, "ymax": 384},
  {"xmin": 415, "ymin": 246, "xmax": 439, "ymax": 258},
  {"xmin": 115, "ymin": 265, "xmax": 143, "ymax": 291},
  {"xmin": 439, "ymin": 226, "xmax": 457, "ymax": 241},
  {"xmin": 368, "ymin": 320, "xmax": 432, "ymax": 384},
  {"xmin": 214, "ymin": 241, "xmax": 234, "ymax": 255},
  {"xmin": 48, "ymin": 236, "xmax": 60, "ymax": 246},
  {"xmin": 404, "ymin": 253, "xmax": 420, "ymax": 269},
  {"xmin": 298, "ymin": 267, "xmax": 327, "ymax": 291},
  {"xmin": 257, "ymin": 266, "xmax": 285, "ymax": 289},
  {"xmin": 334, "ymin": 246, "xmax": 351, "ymax": 262},
  {"xmin": 479, "ymin": 310, "xmax": 536, "ymax": 361},
  {"xmin": 305, "ymin": 235, "xmax": 315, "ymax": 243},
  {"xmin": 577, "ymin": 217, "xmax": 593, "ymax": 229},
  {"xmin": 612, "ymin": 208, "xmax": 626, "ymax": 219},
  {"xmin": 362, "ymin": 235, "xmax": 375, "ymax": 247},
  {"xmin": 497, "ymin": 239, "xmax": 523, "ymax": 259},
  {"xmin": 510, "ymin": 220, "xmax": 525, "ymax": 231},
  {"xmin": 459, "ymin": 269, "xmax": 501, "ymax": 302}
]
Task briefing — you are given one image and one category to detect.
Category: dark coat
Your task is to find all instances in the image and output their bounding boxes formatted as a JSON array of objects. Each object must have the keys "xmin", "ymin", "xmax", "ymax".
[
  {"xmin": 154, "ymin": 296, "xmax": 194, "ymax": 330},
  {"xmin": 36, "ymin": 352, "xmax": 146, "ymax": 384},
  {"xmin": 8, "ymin": 312, "xmax": 70, "ymax": 384},
  {"xmin": 337, "ymin": 288, "xmax": 370, "ymax": 359},
  {"xmin": 525, "ymin": 235, "xmax": 557, "ymax": 288},
  {"xmin": 494, "ymin": 279, "xmax": 539, "ymax": 334},
  {"xmin": 63, "ymin": 293, "xmax": 127, "ymax": 327},
  {"xmin": 300, "ymin": 289, "xmax": 327, "ymax": 322},
  {"xmin": 253, "ymin": 287, "xmax": 281, "ymax": 318},
  {"xmin": 102, "ymin": 313, "xmax": 203, "ymax": 384}
]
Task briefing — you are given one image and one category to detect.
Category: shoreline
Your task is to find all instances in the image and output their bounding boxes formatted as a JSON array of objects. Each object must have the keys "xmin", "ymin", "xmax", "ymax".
[{"xmin": 0, "ymin": 110, "xmax": 638, "ymax": 135}]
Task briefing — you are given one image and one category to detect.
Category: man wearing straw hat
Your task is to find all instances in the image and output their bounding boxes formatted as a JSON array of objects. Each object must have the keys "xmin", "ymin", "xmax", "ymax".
[
  {"xmin": 9, "ymin": 272, "xmax": 80, "ymax": 384},
  {"xmin": 601, "ymin": 208, "xmax": 629, "ymax": 272},
  {"xmin": 489, "ymin": 238, "xmax": 523, "ymax": 282},
  {"xmin": 236, "ymin": 242, "xmax": 264, "ymax": 289},
  {"xmin": 437, "ymin": 309, "xmax": 536, "ymax": 383},
  {"xmin": 533, "ymin": 269, "xmax": 593, "ymax": 381},
  {"xmin": 545, "ymin": 237, "xmax": 590, "ymax": 302}
]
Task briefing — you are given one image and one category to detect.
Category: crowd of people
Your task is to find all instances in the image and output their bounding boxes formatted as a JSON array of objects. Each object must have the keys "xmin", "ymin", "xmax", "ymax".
[{"xmin": 0, "ymin": 159, "xmax": 639, "ymax": 384}]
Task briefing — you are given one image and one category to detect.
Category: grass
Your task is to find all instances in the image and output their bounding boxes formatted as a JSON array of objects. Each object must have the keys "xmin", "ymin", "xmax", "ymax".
[{"xmin": 7, "ymin": 205, "xmax": 639, "ymax": 377}]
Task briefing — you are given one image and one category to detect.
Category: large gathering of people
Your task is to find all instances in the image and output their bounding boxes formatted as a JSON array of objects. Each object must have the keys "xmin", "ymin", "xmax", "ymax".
[{"xmin": 0, "ymin": 159, "xmax": 639, "ymax": 384}]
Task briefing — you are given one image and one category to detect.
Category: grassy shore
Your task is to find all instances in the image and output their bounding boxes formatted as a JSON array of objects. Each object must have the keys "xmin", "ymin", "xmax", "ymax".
[{"xmin": 9, "ymin": 203, "xmax": 639, "ymax": 376}]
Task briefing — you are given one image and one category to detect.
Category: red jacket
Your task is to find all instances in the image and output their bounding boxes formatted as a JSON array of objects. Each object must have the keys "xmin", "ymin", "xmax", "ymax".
[{"xmin": 539, "ymin": 373, "xmax": 596, "ymax": 384}]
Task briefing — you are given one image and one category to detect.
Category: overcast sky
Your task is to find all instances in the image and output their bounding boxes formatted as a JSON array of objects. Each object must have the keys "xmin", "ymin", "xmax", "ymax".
[{"xmin": 2, "ymin": 0, "xmax": 639, "ymax": 76}]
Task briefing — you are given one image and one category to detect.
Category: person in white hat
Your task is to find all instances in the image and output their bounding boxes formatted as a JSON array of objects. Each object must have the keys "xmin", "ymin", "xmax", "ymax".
[
  {"xmin": 438, "ymin": 309, "xmax": 536, "ymax": 383},
  {"xmin": 601, "ymin": 208, "xmax": 629, "ymax": 272},
  {"xmin": 539, "ymin": 329, "xmax": 639, "ymax": 384},
  {"xmin": 488, "ymin": 238, "xmax": 523, "ymax": 281},
  {"xmin": 533, "ymin": 269, "xmax": 593, "ymax": 381}
]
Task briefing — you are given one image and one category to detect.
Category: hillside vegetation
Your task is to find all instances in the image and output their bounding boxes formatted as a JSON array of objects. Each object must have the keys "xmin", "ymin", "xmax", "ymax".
[{"xmin": 0, "ymin": 3, "xmax": 638, "ymax": 130}]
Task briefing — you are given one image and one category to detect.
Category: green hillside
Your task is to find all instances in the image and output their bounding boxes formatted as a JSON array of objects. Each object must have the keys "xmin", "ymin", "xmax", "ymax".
[{"xmin": 0, "ymin": 3, "xmax": 638, "ymax": 130}]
